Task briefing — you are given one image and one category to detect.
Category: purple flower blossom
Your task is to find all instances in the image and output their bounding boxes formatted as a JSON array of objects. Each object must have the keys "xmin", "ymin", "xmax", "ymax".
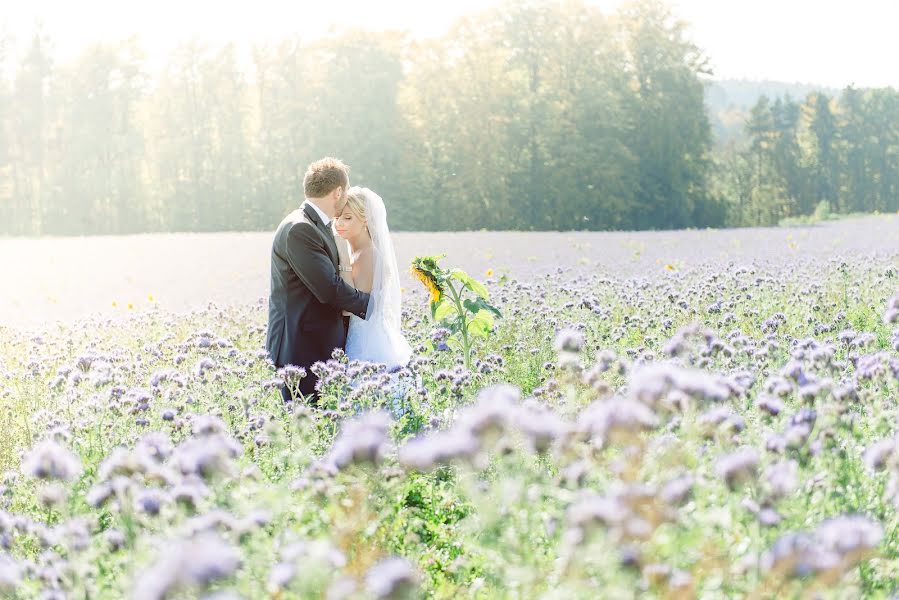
[
  {"xmin": 761, "ymin": 515, "xmax": 883, "ymax": 578},
  {"xmin": 763, "ymin": 460, "xmax": 799, "ymax": 501},
  {"xmin": 267, "ymin": 562, "xmax": 296, "ymax": 591},
  {"xmin": 455, "ymin": 385, "xmax": 520, "ymax": 441},
  {"xmin": 697, "ymin": 407, "xmax": 744, "ymax": 438},
  {"xmin": 172, "ymin": 434, "xmax": 242, "ymax": 480},
  {"xmin": 37, "ymin": 483, "xmax": 66, "ymax": 509},
  {"xmin": 105, "ymin": 529, "xmax": 126, "ymax": 552},
  {"xmin": 86, "ymin": 482, "xmax": 115, "ymax": 508},
  {"xmin": 365, "ymin": 557, "xmax": 418, "ymax": 599},
  {"xmin": 715, "ymin": 447, "xmax": 760, "ymax": 490},
  {"xmin": 756, "ymin": 395, "xmax": 784, "ymax": 416},
  {"xmin": 98, "ymin": 447, "xmax": 151, "ymax": 481},
  {"xmin": 137, "ymin": 432, "xmax": 173, "ymax": 462},
  {"xmin": 629, "ymin": 363, "xmax": 731, "ymax": 410},
  {"xmin": 516, "ymin": 404, "xmax": 568, "ymax": 453},
  {"xmin": 280, "ymin": 539, "xmax": 346, "ymax": 568},
  {"xmin": 192, "ymin": 415, "xmax": 228, "ymax": 436},
  {"xmin": 579, "ymin": 398, "xmax": 659, "ymax": 448},
  {"xmin": 760, "ymin": 532, "xmax": 818, "ymax": 576},
  {"xmin": 21, "ymin": 440, "xmax": 82, "ymax": 482},
  {"xmin": 327, "ymin": 411, "xmax": 392, "ymax": 470},
  {"xmin": 660, "ymin": 474, "xmax": 694, "ymax": 506},
  {"xmin": 194, "ymin": 358, "xmax": 216, "ymax": 378},
  {"xmin": 0, "ymin": 554, "xmax": 21, "ymax": 594},
  {"xmin": 883, "ymin": 293, "xmax": 899, "ymax": 324},
  {"xmin": 398, "ymin": 428, "xmax": 480, "ymax": 471},
  {"xmin": 554, "ymin": 328, "xmax": 585, "ymax": 354},
  {"xmin": 864, "ymin": 438, "xmax": 896, "ymax": 471},
  {"xmin": 134, "ymin": 487, "xmax": 169, "ymax": 516},
  {"xmin": 134, "ymin": 534, "xmax": 242, "ymax": 600}
]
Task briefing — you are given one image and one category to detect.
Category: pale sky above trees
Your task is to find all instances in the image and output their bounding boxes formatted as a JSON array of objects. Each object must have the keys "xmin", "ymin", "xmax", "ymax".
[{"xmin": 2, "ymin": 0, "xmax": 897, "ymax": 88}]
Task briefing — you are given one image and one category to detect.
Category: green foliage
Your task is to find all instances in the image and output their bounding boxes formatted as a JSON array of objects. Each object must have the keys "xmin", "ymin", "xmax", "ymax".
[
  {"xmin": 717, "ymin": 87, "xmax": 899, "ymax": 227},
  {"xmin": 2, "ymin": 3, "xmax": 897, "ymax": 236},
  {"xmin": 0, "ymin": 1, "xmax": 718, "ymax": 235}
]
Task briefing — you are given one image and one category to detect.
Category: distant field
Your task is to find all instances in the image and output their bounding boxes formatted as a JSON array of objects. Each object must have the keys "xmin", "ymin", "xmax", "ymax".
[{"xmin": 2, "ymin": 214, "xmax": 898, "ymax": 328}]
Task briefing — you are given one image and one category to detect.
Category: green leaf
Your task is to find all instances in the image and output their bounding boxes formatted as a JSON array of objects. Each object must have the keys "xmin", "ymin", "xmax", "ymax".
[
  {"xmin": 476, "ymin": 309, "xmax": 494, "ymax": 328},
  {"xmin": 445, "ymin": 316, "xmax": 464, "ymax": 335},
  {"xmin": 467, "ymin": 309, "xmax": 494, "ymax": 338},
  {"xmin": 433, "ymin": 299, "xmax": 456, "ymax": 321},
  {"xmin": 484, "ymin": 302, "xmax": 503, "ymax": 319},
  {"xmin": 463, "ymin": 297, "xmax": 503, "ymax": 319},
  {"xmin": 451, "ymin": 269, "xmax": 489, "ymax": 300}
]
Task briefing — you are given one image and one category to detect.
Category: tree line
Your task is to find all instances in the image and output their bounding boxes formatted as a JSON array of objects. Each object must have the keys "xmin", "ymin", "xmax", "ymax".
[
  {"xmin": 0, "ymin": 0, "xmax": 896, "ymax": 235},
  {"xmin": 715, "ymin": 89, "xmax": 899, "ymax": 225}
]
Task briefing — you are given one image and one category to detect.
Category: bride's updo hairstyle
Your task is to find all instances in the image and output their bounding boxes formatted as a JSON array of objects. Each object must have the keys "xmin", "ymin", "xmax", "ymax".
[{"xmin": 344, "ymin": 186, "xmax": 368, "ymax": 227}]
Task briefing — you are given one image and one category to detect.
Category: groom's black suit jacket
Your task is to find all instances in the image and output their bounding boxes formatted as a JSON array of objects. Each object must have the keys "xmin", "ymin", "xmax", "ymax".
[{"xmin": 266, "ymin": 204, "xmax": 370, "ymax": 396}]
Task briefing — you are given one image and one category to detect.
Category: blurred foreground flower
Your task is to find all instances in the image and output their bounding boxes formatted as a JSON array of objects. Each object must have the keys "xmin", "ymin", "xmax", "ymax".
[
  {"xmin": 0, "ymin": 554, "xmax": 22, "ymax": 594},
  {"xmin": 22, "ymin": 440, "xmax": 82, "ymax": 482},
  {"xmin": 365, "ymin": 557, "xmax": 419, "ymax": 599},
  {"xmin": 134, "ymin": 533, "xmax": 242, "ymax": 600},
  {"xmin": 762, "ymin": 516, "xmax": 882, "ymax": 582}
]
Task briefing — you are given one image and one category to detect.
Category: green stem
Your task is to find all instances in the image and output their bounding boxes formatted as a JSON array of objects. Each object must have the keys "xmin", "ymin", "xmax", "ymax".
[{"xmin": 446, "ymin": 280, "xmax": 472, "ymax": 370}]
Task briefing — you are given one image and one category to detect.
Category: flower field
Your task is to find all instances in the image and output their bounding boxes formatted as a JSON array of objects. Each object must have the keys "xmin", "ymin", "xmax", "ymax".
[{"xmin": 1, "ymin": 215, "xmax": 899, "ymax": 598}]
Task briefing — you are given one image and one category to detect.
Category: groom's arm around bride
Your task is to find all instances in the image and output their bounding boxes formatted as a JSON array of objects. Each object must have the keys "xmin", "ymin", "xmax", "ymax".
[{"xmin": 284, "ymin": 222, "xmax": 367, "ymax": 314}]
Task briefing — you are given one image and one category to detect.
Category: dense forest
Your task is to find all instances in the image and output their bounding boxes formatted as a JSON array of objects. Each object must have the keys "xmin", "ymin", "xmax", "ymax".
[
  {"xmin": 705, "ymin": 80, "xmax": 840, "ymax": 144},
  {"xmin": 1, "ymin": 0, "xmax": 897, "ymax": 235}
]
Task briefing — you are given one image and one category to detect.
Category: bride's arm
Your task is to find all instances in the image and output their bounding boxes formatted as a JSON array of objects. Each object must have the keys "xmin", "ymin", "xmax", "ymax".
[
  {"xmin": 352, "ymin": 248, "xmax": 375, "ymax": 294},
  {"xmin": 335, "ymin": 235, "xmax": 356, "ymax": 317},
  {"xmin": 335, "ymin": 236, "xmax": 354, "ymax": 286}
]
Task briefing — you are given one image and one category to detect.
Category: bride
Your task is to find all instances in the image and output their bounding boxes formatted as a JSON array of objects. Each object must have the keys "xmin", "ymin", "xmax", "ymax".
[{"xmin": 333, "ymin": 187, "xmax": 412, "ymax": 369}]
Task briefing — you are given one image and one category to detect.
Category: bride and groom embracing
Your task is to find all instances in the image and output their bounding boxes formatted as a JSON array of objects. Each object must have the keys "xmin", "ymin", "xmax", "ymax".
[{"xmin": 265, "ymin": 157, "xmax": 412, "ymax": 402}]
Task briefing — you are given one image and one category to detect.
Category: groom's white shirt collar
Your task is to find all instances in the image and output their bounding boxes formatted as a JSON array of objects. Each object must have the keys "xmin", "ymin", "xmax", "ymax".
[{"xmin": 302, "ymin": 199, "xmax": 331, "ymax": 227}]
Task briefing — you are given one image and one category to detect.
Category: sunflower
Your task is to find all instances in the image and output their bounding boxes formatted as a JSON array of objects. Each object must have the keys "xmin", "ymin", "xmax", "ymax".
[
  {"xmin": 415, "ymin": 270, "xmax": 443, "ymax": 303},
  {"xmin": 410, "ymin": 255, "xmax": 447, "ymax": 303}
]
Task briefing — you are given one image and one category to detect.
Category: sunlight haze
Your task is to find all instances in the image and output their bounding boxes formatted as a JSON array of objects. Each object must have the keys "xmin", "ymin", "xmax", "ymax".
[{"xmin": 3, "ymin": 0, "xmax": 898, "ymax": 88}]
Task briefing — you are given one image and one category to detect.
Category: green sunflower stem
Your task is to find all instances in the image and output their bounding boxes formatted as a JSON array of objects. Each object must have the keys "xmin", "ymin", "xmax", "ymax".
[{"xmin": 446, "ymin": 279, "xmax": 473, "ymax": 370}]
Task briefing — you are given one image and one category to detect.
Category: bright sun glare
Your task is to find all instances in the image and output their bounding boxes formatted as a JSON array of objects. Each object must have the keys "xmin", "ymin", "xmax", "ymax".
[{"xmin": 3, "ymin": 0, "xmax": 898, "ymax": 88}]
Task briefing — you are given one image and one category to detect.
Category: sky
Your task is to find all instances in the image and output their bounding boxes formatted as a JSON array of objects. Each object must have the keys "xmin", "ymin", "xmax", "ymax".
[{"xmin": 2, "ymin": 0, "xmax": 897, "ymax": 89}]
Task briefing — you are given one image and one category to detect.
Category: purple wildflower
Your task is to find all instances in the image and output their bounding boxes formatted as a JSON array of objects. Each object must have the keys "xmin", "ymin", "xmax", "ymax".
[
  {"xmin": 579, "ymin": 398, "xmax": 659, "ymax": 448},
  {"xmin": 554, "ymin": 328, "xmax": 585, "ymax": 354},
  {"xmin": 0, "ymin": 554, "xmax": 21, "ymax": 593},
  {"xmin": 864, "ymin": 438, "xmax": 896, "ymax": 471},
  {"xmin": 398, "ymin": 429, "xmax": 480, "ymax": 471},
  {"xmin": 172, "ymin": 434, "xmax": 242, "ymax": 480},
  {"xmin": 134, "ymin": 534, "xmax": 242, "ymax": 600},
  {"xmin": 327, "ymin": 411, "xmax": 392, "ymax": 469},
  {"xmin": 21, "ymin": 440, "xmax": 82, "ymax": 482},
  {"xmin": 763, "ymin": 460, "xmax": 799, "ymax": 501},
  {"xmin": 365, "ymin": 557, "xmax": 418, "ymax": 599},
  {"xmin": 715, "ymin": 447, "xmax": 760, "ymax": 490}
]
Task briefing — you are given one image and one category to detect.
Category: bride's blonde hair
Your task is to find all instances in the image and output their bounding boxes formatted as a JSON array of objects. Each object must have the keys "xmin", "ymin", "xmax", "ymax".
[{"xmin": 343, "ymin": 187, "xmax": 368, "ymax": 223}]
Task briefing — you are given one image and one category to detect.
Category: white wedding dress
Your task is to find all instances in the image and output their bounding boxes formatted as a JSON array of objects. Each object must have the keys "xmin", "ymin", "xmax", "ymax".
[{"xmin": 344, "ymin": 188, "xmax": 413, "ymax": 370}]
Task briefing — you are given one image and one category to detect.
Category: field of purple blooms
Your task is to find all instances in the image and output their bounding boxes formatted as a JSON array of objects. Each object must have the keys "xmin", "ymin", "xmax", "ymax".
[{"xmin": 1, "ymin": 215, "xmax": 899, "ymax": 598}]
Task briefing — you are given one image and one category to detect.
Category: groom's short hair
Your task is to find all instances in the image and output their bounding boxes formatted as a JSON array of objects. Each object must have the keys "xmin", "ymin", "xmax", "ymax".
[{"xmin": 304, "ymin": 157, "xmax": 349, "ymax": 199}]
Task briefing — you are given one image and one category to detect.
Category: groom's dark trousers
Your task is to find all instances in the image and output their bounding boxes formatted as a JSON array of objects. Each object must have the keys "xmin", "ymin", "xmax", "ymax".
[{"xmin": 266, "ymin": 204, "xmax": 370, "ymax": 403}]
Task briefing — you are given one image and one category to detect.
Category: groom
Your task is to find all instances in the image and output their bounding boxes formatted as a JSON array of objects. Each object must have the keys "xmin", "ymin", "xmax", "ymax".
[{"xmin": 266, "ymin": 157, "xmax": 370, "ymax": 402}]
